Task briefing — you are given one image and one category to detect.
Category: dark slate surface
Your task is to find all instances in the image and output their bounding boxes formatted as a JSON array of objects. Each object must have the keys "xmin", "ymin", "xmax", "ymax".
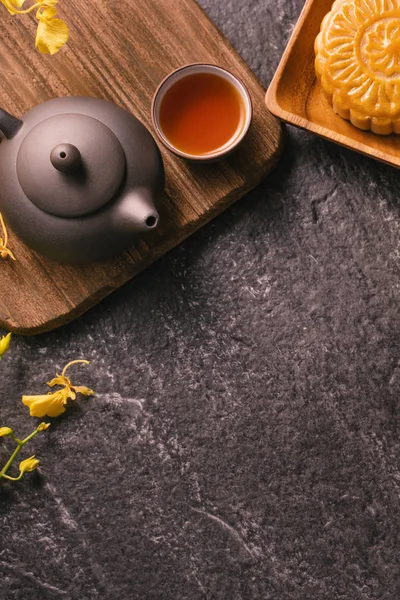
[{"xmin": 1, "ymin": 1, "xmax": 399, "ymax": 598}]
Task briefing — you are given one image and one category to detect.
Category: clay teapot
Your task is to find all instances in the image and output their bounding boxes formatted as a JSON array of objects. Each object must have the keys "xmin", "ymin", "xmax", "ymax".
[{"xmin": 0, "ymin": 97, "xmax": 165, "ymax": 263}]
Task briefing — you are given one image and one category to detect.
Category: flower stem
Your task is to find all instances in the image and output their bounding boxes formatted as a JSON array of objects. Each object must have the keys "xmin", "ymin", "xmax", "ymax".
[
  {"xmin": 10, "ymin": 435, "xmax": 22, "ymax": 444},
  {"xmin": 1, "ymin": 472, "xmax": 23, "ymax": 481},
  {"xmin": 0, "ymin": 443, "xmax": 23, "ymax": 477},
  {"xmin": 0, "ymin": 213, "xmax": 9, "ymax": 248},
  {"xmin": 0, "ymin": 426, "xmax": 41, "ymax": 478},
  {"xmin": 62, "ymin": 360, "xmax": 90, "ymax": 378}
]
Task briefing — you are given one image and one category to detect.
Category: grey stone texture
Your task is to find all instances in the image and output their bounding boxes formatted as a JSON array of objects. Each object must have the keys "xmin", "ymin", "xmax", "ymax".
[{"xmin": 0, "ymin": 1, "xmax": 399, "ymax": 599}]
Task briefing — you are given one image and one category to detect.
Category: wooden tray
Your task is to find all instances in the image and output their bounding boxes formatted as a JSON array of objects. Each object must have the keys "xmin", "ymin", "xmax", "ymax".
[
  {"xmin": 265, "ymin": 0, "xmax": 400, "ymax": 168},
  {"xmin": 0, "ymin": 0, "xmax": 282, "ymax": 335}
]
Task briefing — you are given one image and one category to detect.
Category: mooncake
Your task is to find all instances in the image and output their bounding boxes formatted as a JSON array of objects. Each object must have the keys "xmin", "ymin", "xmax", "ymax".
[{"xmin": 315, "ymin": 0, "xmax": 400, "ymax": 134}]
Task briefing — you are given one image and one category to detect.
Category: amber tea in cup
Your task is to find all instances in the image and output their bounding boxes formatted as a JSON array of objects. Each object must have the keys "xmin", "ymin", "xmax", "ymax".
[{"xmin": 152, "ymin": 64, "xmax": 252, "ymax": 161}]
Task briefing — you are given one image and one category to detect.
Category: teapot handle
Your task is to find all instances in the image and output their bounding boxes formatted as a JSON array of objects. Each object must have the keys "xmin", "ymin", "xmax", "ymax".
[{"xmin": 0, "ymin": 108, "xmax": 23, "ymax": 140}]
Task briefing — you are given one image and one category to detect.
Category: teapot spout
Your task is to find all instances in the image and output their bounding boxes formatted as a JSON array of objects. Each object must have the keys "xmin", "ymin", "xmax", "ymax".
[
  {"xmin": 113, "ymin": 188, "xmax": 159, "ymax": 233},
  {"xmin": 0, "ymin": 108, "xmax": 23, "ymax": 140}
]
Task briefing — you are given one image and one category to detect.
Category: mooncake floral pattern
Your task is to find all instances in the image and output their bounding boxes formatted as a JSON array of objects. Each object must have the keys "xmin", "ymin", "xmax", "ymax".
[
  {"xmin": 315, "ymin": 0, "xmax": 400, "ymax": 134},
  {"xmin": 364, "ymin": 18, "xmax": 400, "ymax": 77}
]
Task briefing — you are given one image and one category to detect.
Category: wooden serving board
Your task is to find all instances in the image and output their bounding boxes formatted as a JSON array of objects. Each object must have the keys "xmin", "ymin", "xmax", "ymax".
[{"xmin": 0, "ymin": 0, "xmax": 282, "ymax": 335}]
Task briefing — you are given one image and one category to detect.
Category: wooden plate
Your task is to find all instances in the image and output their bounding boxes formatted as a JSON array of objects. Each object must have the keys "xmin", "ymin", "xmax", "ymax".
[
  {"xmin": 0, "ymin": 0, "xmax": 282, "ymax": 335},
  {"xmin": 265, "ymin": 0, "xmax": 400, "ymax": 168}
]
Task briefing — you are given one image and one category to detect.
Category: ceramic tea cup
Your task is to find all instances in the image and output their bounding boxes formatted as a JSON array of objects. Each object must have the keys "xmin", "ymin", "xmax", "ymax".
[{"xmin": 151, "ymin": 64, "xmax": 252, "ymax": 161}]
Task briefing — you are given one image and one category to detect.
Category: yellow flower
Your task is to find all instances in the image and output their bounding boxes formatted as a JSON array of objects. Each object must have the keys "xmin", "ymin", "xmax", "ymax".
[
  {"xmin": 36, "ymin": 4, "xmax": 69, "ymax": 55},
  {"xmin": 0, "ymin": 332, "xmax": 12, "ymax": 359},
  {"xmin": 0, "ymin": 213, "xmax": 16, "ymax": 261},
  {"xmin": 22, "ymin": 360, "xmax": 95, "ymax": 418},
  {"xmin": 37, "ymin": 422, "xmax": 51, "ymax": 431},
  {"xmin": 19, "ymin": 455, "xmax": 39, "ymax": 473},
  {"xmin": 0, "ymin": 1, "xmax": 69, "ymax": 55},
  {"xmin": 0, "ymin": 426, "xmax": 13, "ymax": 437},
  {"xmin": 0, "ymin": 423, "xmax": 50, "ymax": 482}
]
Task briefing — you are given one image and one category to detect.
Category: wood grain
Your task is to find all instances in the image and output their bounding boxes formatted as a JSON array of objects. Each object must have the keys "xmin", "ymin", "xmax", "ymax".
[
  {"xmin": 265, "ymin": 0, "xmax": 400, "ymax": 168},
  {"xmin": 0, "ymin": 0, "xmax": 283, "ymax": 335}
]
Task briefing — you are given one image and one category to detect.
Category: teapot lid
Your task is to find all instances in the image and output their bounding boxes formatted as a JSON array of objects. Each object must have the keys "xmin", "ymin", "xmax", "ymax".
[{"xmin": 16, "ymin": 113, "xmax": 126, "ymax": 218}]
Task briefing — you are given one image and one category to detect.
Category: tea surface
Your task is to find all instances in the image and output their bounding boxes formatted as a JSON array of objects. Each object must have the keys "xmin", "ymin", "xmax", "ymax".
[{"xmin": 159, "ymin": 73, "xmax": 245, "ymax": 156}]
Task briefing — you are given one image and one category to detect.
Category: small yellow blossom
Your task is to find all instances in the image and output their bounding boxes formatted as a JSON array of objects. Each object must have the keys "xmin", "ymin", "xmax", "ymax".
[
  {"xmin": 19, "ymin": 455, "xmax": 39, "ymax": 473},
  {"xmin": 22, "ymin": 359, "xmax": 95, "ymax": 418},
  {"xmin": 36, "ymin": 4, "xmax": 68, "ymax": 55},
  {"xmin": 0, "ymin": 422, "xmax": 50, "ymax": 482},
  {"xmin": 0, "ymin": 0, "xmax": 68, "ymax": 55},
  {"xmin": 37, "ymin": 422, "xmax": 51, "ymax": 431},
  {"xmin": 0, "ymin": 427, "xmax": 13, "ymax": 437},
  {"xmin": 0, "ymin": 213, "xmax": 16, "ymax": 261},
  {"xmin": 0, "ymin": 333, "xmax": 12, "ymax": 359}
]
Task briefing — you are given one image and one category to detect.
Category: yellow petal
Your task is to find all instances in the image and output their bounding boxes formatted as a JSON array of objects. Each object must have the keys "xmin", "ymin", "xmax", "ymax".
[
  {"xmin": 48, "ymin": 375, "xmax": 70, "ymax": 388},
  {"xmin": 48, "ymin": 377, "xmax": 76, "ymax": 400},
  {"xmin": 0, "ymin": 426, "xmax": 13, "ymax": 437},
  {"xmin": 1, "ymin": 0, "xmax": 26, "ymax": 15},
  {"xmin": 67, "ymin": 386, "xmax": 76, "ymax": 400},
  {"xmin": 19, "ymin": 455, "xmax": 39, "ymax": 473},
  {"xmin": 22, "ymin": 390, "xmax": 67, "ymax": 417},
  {"xmin": 0, "ymin": 332, "xmax": 11, "ymax": 358},
  {"xmin": 0, "ymin": 247, "xmax": 16, "ymax": 260},
  {"xmin": 35, "ymin": 13, "xmax": 69, "ymax": 55},
  {"xmin": 38, "ymin": 5, "xmax": 57, "ymax": 18},
  {"xmin": 72, "ymin": 385, "xmax": 95, "ymax": 397},
  {"xmin": 0, "ymin": 212, "xmax": 15, "ymax": 259}
]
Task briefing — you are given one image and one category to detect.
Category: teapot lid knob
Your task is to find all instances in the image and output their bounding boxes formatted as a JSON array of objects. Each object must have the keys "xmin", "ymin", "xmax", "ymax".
[{"xmin": 50, "ymin": 143, "xmax": 82, "ymax": 174}]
